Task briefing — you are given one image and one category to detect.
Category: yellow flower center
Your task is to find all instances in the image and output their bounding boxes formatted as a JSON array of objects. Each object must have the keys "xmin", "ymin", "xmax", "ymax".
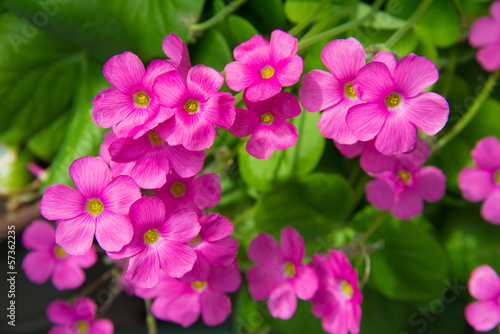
[
  {"xmin": 75, "ymin": 320, "xmax": 89, "ymax": 333},
  {"xmin": 191, "ymin": 280, "xmax": 207, "ymax": 291},
  {"xmin": 144, "ymin": 229, "xmax": 159, "ymax": 245},
  {"xmin": 87, "ymin": 199, "xmax": 103, "ymax": 215},
  {"xmin": 385, "ymin": 93, "xmax": 401, "ymax": 108},
  {"xmin": 188, "ymin": 234, "xmax": 202, "ymax": 247},
  {"xmin": 397, "ymin": 170, "xmax": 412, "ymax": 185},
  {"xmin": 54, "ymin": 245, "xmax": 67, "ymax": 258},
  {"xmin": 340, "ymin": 280, "xmax": 354, "ymax": 299},
  {"xmin": 495, "ymin": 170, "xmax": 500, "ymax": 184},
  {"xmin": 261, "ymin": 66, "xmax": 275, "ymax": 79},
  {"xmin": 170, "ymin": 182, "xmax": 186, "ymax": 197},
  {"xmin": 149, "ymin": 131, "xmax": 164, "ymax": 146},
  {"xmin": 283, "ymin": 262, "xmax": 296, "ymax": 278},
  {"xmin": 133, "ymin": 91, "xmax": 150, "ymax": 107},
  {"xmin": 184, "ymin": 99, "xmax": 199, "ymax": 114},
  {"xmin": 261, "ymin": 112, "xmax": 274, "ymax": 125},
  {"xmin": 344, "ymin": 82, "xmax": 357, "ymax": 98}
]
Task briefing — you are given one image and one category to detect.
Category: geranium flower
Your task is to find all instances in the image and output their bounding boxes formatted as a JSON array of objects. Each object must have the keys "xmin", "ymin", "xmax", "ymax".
[
  {"xmin": 224, "ymin": 29, "xmax": 303, "ymax": 102},
  {"xmin": 346, "ymin": 52, "xmax": 449, "ymax": 155},
  {"xmin": 153, "ymin": 65, "xmax": 236, "ymax": 151},
  {"xmin": 468, "ymin": 1, "xmax": 500, "ymax": 72},
  {"xmin": 229, "ymin": 91, "xmax": 301, "ymax": 159},
  {"xmin": 92, "ymin": 52, "xmax": 176, "ymax": 138},
  {"xmin": 40, "ymin": 156, "xmax": 141, "ymax": 255},
  {"xmin": 107, "ymin": 196, "xmax": 200, "ymax": 288},
  {"xmin": 247, "ymin": 227, "xmax": 318, "ymax": 319},
  {"xmin": 458, "ymin": 136, "xmax": 500, "ymax": 224},
  {"xmin": 310, "ymin": 250, "xmax": 362, "ymax": 334},
  {"xmin": 22, "ymin": 220, "xmax": 96, "ymax": 290}
]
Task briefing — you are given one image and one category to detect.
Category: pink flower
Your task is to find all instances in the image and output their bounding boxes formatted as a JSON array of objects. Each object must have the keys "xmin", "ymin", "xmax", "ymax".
[
  {"xmin": 468, "ymin": 1, "xmax": 500, "ymax": 72},
  {"xmin": 310, "ymin": 250, "xmax": 362, "ymax": 334},
  {"xmin": 465, "ymin": 265, "xmax": 500, "ymax": 332},
  {"xmin": 182, "ymin": 213, "xmax": 239, "ymax": 281},
  {"xmin": 47, "ymin": 297, "xmax": 113, "ymax": 334},
  {"xmin": 365, "ymin": 139, "xmax": 446, "ymax": 219},
  {"xmin": 153, "ymin": 65, "xmax": 236, "ymax": 151},
  {"xmin": 335, "ymin": 139, "xmax": 396, "ymax": 174},
  {"xmin": 246, "ymin": 227, "xmax": 318, "ymax": 319},
  {"xmin": 107, "ymin": 196, "xmax": 200, "ymax": 288},
  {"xmin": 108, "ymin": 128, "xmax": 206, "ymax": 189},
  {"xmin": 154, "ymin": 170, "xmax": 221, "ymax": 215},
  {"xmin": 99, "ymin": 131, "xmax": 134, "ymax": 178},
  {"xmin": 162, "ymin": 33, "xmax": 192, "ymax": 79},
  {"xmin": 151, "ymin": 261, "xmax": 241, "ymax": 327},
  {"xmin": 299, "ymin": 38, "xmax": 367, "ymax": 144},
  {"xmin": 22, "ymin": 220, "xmax": 96, "ymax": 290},
  {"xmin": 346, "ymin": 52, "xmax": 449, "ymax": 155},
  {"xmin": 224, "ymin": 29, "xmax": 303, "ymax": 102},
  {"xmin": 40, "ymin": 156, "xmax": 141, "ymax": 255},
  {"xmin": 458, "ymin": 136, "xmax": 500, "ymax": 224},
  {"xmin": 92, "ymin": 52, "xmax": 176, "ymax": 138},
  {"xmin": 229, "ymin": 92, "xmax": 301, "ymax": 159}
]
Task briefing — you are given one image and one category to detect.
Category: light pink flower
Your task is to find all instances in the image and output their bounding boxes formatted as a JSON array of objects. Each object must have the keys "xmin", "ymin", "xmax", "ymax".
[
  {"xmin": 310, "ymin": 250, "xmax": 362, "ymax": 334},
  {"xmin": 458, "ymin": 136, "xmax": 500, "ymax": 224},
  {"xmin": 163, "ymin": 33, "xmax": 192, "ymax": 79},
  {"xmin": 347, "ymin": 52, "xmax": 449, "ymax": 155},
  {"xmin": 151, "ymin": 261, "xmax": 241, "ymax": 327},
  {"xmin": 107, "ymin": 196, "xmax": 200, "ymax": 288},
  {"xmin": 468, "ymin": 1, "xmax": 500, "ymax": 72},
  {"xmin": 47, "ymin": 297, "xmax": 113, "ymax": 334},
  {"xmin": 92, "ymin": 52, "xmax": 176, "ymax": 138},
  {"xmin": 229, "ymin": 91, "xmax": 301, "ymax": 159},
  {"xmin": 365, "ymin": 139, "xmax": 446, "ymax": 219},
  {"xmin": 153, "ymin": 65, "xmax": 236, "ymax": 151},
  {"xmin": 299, "ymin": 38, "xmax": 367, "ymax": 144},
  {"xmin": 154, "ymin": 170, "xmax": 221, "ymax": 215},
  {"xmin": 22, "ymin": 220, "xmax": 96, "ymax": 290},
  {"xmin": 40, "ymin": 156, "xmax": 141, "ymax": 255},
  {"xmin": 224, "ymin": 29, "xmax": 303, "ymax": 102},
  {"xmin": 108, "ymin": 128, "xmax": 206, "ymax": 189},
  {"xmin": 99, "ymin": 131, "xmax": 134, "ymax": 178},
  {"xmin": 246, "ymin": 227, "xmax": 318, "ymax": 320},
  {"xmin": 465, "ymin": 265, "xmax": 500, "ymax": 332}
]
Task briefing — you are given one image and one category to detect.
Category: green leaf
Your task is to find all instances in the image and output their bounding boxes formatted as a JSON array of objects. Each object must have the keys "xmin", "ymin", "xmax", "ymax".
[
  {"xmin": 41, "ymin": 61, "xmax": 108, "ymax": 191},
  {"xmin": 97, "ymin": 0, "xmax": 205, "ymax": 61},
  {"xmin": 217, "ymin": 14, "xmax": 259, "ymax": 50},
  {"xmin": 432, "ymin": 137, "xmax": 471, "ymax": 192},
  {"xmin": 190, "ymin": 28, "xmax": 232, "ymax": 72},
  {"xmin": 352, "ymin": 206, "xmax": 448, "ymax": 301},
  {"xmin": 0, "ymin": 13, "xmax": 81, "ymax": 145},
  {"xmin": 353, "ymin": 26, "xmax": 418, "ymax": 56},
  {"xmin": 5, "ymin": 0, "xmax": 128, "ymax": 61},
  {"xmin": 239, "ymin": 110, "xmax": 325, "ymax": 191},
  {"xmin": 0, "ymin": 145, "xmax": 34, "ymax": 195},
  {"xmin": 254, "ymin": 172, "xmax": 353, "ymax": 254},
  {"xmin": 284, "ymin": 0, "xmax": 322, "ymax": 24},
  {"xmin": 268, "ymin": 299, "xmax": 324, "ymax": 334},
  {"xmin": 357, "ymin": 2, "xmax": 406, "ymax": 30},
  {"xmin": 461, "ymin": 98, "xmax": 500, "ymax": 147},
  {"xmin": 26, "ymin": 112, "xmax": 69, "ymax": 162},
  {"xmin": 242, "ymin": 0, "xmax": 287, "ymax": 32}
]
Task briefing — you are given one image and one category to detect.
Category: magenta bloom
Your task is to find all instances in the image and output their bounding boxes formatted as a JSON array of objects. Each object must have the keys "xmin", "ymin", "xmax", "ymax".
[
  {"xmin": 99, "ymin": 131, "xmax": 134, "ymax": 178},
  {"xmin": 40, "ymin": 156, "xmax": 141, "ymax": 255},
  {"xmin": 108, "ymin": 128, "xmax": 206, "ymax": 189},
  {"xmin": 151, "ymin": 261, "xmax": 241, "ymax": 327},
  {"xmin": 365, "ymin": 139, "xmax": 446, "ymax": 219},
  {"xmin": 224, "ymin": 29, "xmax": 303, "ymax": 102},
  {"xmin": 182, "ymin": 213, "xmax": 239, "ymax": 280},
  {"xmin": 107, "ymin": 196, "xmax": 200, "ymax": 288},
  {"xmin": 468, "ymin": 1, "xmax": 500, "ymax": 72},
  {"xmin": 310, "ymin": 250, "xmax": 362, "ymax": 334},
  {"xmin": 163, "ymin": 33, "xmax": 192, "ymax": 79},
  {"xmin": 299, "ymin": 38, "xmax": 367, "ymax": 144},
  {"xmin": 155, "ymin": 170, "xmax": 221, "ymax": 215},
  {"xmin": 229, "ymin": 92, "xmax": 301, "ymax": 159},
  {"xmin": 335, "ymin": 139, "xmax": 396, "ymax": 174},
  {"xmin": 347, "ymin": 52, "xmax": 449, "ymax": 155},
  {"xmin": 153, "ymin": 65, "xmax": 236, "ymax": 151},
  {"xmin": 247, "ymin": 227, "xmax": 318, "ymax": 319},
  {"xmin": 465, "ymin": 265, "xmax": 500, "ymax": 332},
  {"xmin": 458, "ymin": 136, "xmax": 500, "ymax": 224},
  {"xmin": 22, "ymin": 220, "xmax": 96, "ymax": 290},
  {"xmin": 47, "ymin": 297, "xmax": 113, "ymax": 334},
  {"xmin": 93, "ymin": 52, "xmax": 176, "ymax": 138}
]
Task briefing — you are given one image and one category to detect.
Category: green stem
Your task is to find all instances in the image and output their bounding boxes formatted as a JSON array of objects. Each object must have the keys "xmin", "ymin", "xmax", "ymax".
[
  {"xmin": 385, "ymin": 0, "xmax": 434, "ymax": 49},
  {"xmin": 435, "ymin": 69, "xmax": 500, "ymax": 151},
  {"xmin": 287, "ymin": 0, "xmax": 331, "ymax": 37},
  {"xmin": 190, "ymin": 0, "xmax": 248, "ymax": 32},
  {"xmin": 297, "ymin": 0, "xmax": 386, "ymax": 51},
  {"xmin": 361, "ymin": 211, "xmax": 388, "ymax": 242},
  {"xmin": 145, "ymin": 299, "xmax": 158, "ymax": 334},
  {"xmin": 291, "ymin": 113, "xmax": 306, "ymax": 176},
  {"xmin": 301, "ymin": 7, "xmax": 351, "ymax": 40}
]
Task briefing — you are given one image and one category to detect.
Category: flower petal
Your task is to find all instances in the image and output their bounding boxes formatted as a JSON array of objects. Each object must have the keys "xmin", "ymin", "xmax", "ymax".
[
  {"xmin": 229, "ymin": 108, "xmax": 261, "ymax": 138},
  {"xmin": 207, "ymin": 261, "xmax": 242, "ymax": 293},
  {"xmin": 22, "ymin": 252, "xmax": 54, "ymax": 284},
  {"xmin": 366, "ymin": 179, "xmax": 394, "ymax": 210},
  {"xmin": 200, "ymin": 213, "xmax": 234, "ymax": 242},
  {"xmin": 162, "ymin": 33, "xmax": 192, "ymax": 79},
  {"xmin": 481, "ymin": 188, "xmax": 500, "ymax": 224},
  {"xmin": 191, "ymin": 173, "xmax": 221, "ymax": 208},
  {"xmin": 157, "ymin": 242, "xmax": 198, "ymax": 278},
  {"xmin": 465, "ymin": 300, "xmax": 500, "ymax": 332},
  {"xmin": 41, "ymin": 184, "xmax": 85, "ymax": 221},
  {"xmin": 270, "ymin": 29, "xmax": 298, "ymax": 62},
  {"xmin": 272, "ymin": 92, "xmax": 302, "ymax": 119},
  {"xmin": 477, "ymin": 44, "xmax": 500, "ymax": 72},
  {"xmin": 51, "ymin": 263, "xmax": 85, "ymax": 290},
  {"xmin": 102, "ymin": 52, "xmax": 144, "ymax": 94},
  {"xmin": 159, "ymin": 292, "xmax": 200, "ymax": 327},
  {"xmin": 413, "ymin": 166, "xmax": 446, "ymax": 202},
  {"xmin": 291, "ymin": 264, "xmax": 318, "ymax": 300},
  {"xmin": 391, "ymin": 189, "xmax": 424, "ymax": 220},
  {"xmin": 73, "ymin": 297, "xmax": 97, "ymax": 322},
  {"xmin": 247, "ymin": 265, "xmax": 283, "ymax": 301},
  {"xmin": 69, "ymin": 156, "xmax": 111, "ymax": 199},
  {"xmin": 199, "ymin": 237, "xmax": 239, "ymax": 267},
  {"xmin": 101, "ymin": 175, "xmax": 141, "ymax": 215},
  {"xmin": 321, "ymin": 37, "xmax": 365, "ymax": 83},
  {"xmin": 166, "ymin": 144, "xmax": 206, "ymax": 178},
  {"xmin": 200, "ymin": 92, "xmax": 236, "ymax": 129},
  {"xmin": 143, "ymin": 59, "xmax": 176, "ymax": 89},
  {"xmin": 46, "ymin": 300, "xmax": 73, "ymax": 326},
  {"xmin": 245, "ymin": 77, "xmax": 282, "ymax": 102},
  {"xmin": 22, "ymin": 220, "xmax": 55, "ymax": 251},
  {"xmin": 472, "ymin": 136, "xmax": 500, "ymax": 170},
  {"xmin": 161, "ymin": 209, "xmax": 200, "ymax": 242},
  {"xmin": 246, "ymin": 125, "xmax": 277, "ymax": 159},
  {"xmin": 187, "ymin": 65, "xmax": 224, "ymax": 102},
  {"xmin": 319, "ymin": 98, "xmax": 359, "ymax": 144},
  {"xmin": 275, "ymin": 55, "xmax": 303, "ymax": 86},
  {"xmin": 469, "ymin": 265, "xmax": 500, "ymax": 300},
  {"xmin": 92, "ymin": 88, "xmax": 134, "ymax": 129},
  {"xmin": 394, "ymin": 53, "xmax": 439, "ymax": 97},
  {"xmin": 270, "ymin": 119, "xmax": 298, "ymax": 151},
  {"xmin": 125, "ymin": 247, "xmax": 160, "ymax": 288},
  {"xmin": 90, "ymin": 319, "xmax": 114, "ymax": 334},
  {"xmin": 346, "ymin": 102, "xmax": 387, "ymax": 141},
  {"xmin": 248, "ymin": 232, "xmax": 283, "ymax": 266},
  {"xmin": 233, "ymin": 34, "xmax": 270, "ymax": 65},
  {"xmin": 129, "ymin": 155, "xmax": 167, "ymax": 189},
  {"xmin": 108, "ymin": 136, "xmax": 149, "ymax": 163},
  {"xmin": 55, "ymin": 214, "xmax": 96, "ymax": 256},
  {"xmin": 95, "ymin": 211, "xmax": 133, "ymax": 252},
  {"xmin": 468, "ymin": 17, "xmax": 500, "ymax": 48},
  {"xmin": 352, "ymin": 62, "xmax": 395, "ymax": 102},
  {"xmin": 359, "ymin": 140, "xmax": 395, "ymax": 173},
  {"xmin": 375, "ymin": 110, "xmax": 417, "ymax": 155},
  {"xmin": 200, "ymin": 291, "xmax": 231, "ymax": 326},
  {"xmin": 224, "ymin": 61, "xmax": 261, "ymax": 92},
  {"xmin": 404, "ymin": 92, "xmax": 449, "ymax": 136},
  {"xmin": 335, "ymin": 140, "xmax": 364, "ymax": 158},
  {"xmin": 163, "ymin": 112, "xmax": 216, "ymax": 151},
  {"xmin": 371, "ymin": 51, "xmax": 397, "ymax": 73},
  {"xmin": 153, "ymin": 70, "xmax": 189, "ymax": 108},
  {"xmin": 268, "ymin": 283, "xmax": 297, "ymax": 320},
  {"xmin": 458, "ymin": 167, "xmax": 494, "ymax": 202},
  {"xmin": 280, "ymin": 227, "xmax": 304, "ymax": 264}
]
